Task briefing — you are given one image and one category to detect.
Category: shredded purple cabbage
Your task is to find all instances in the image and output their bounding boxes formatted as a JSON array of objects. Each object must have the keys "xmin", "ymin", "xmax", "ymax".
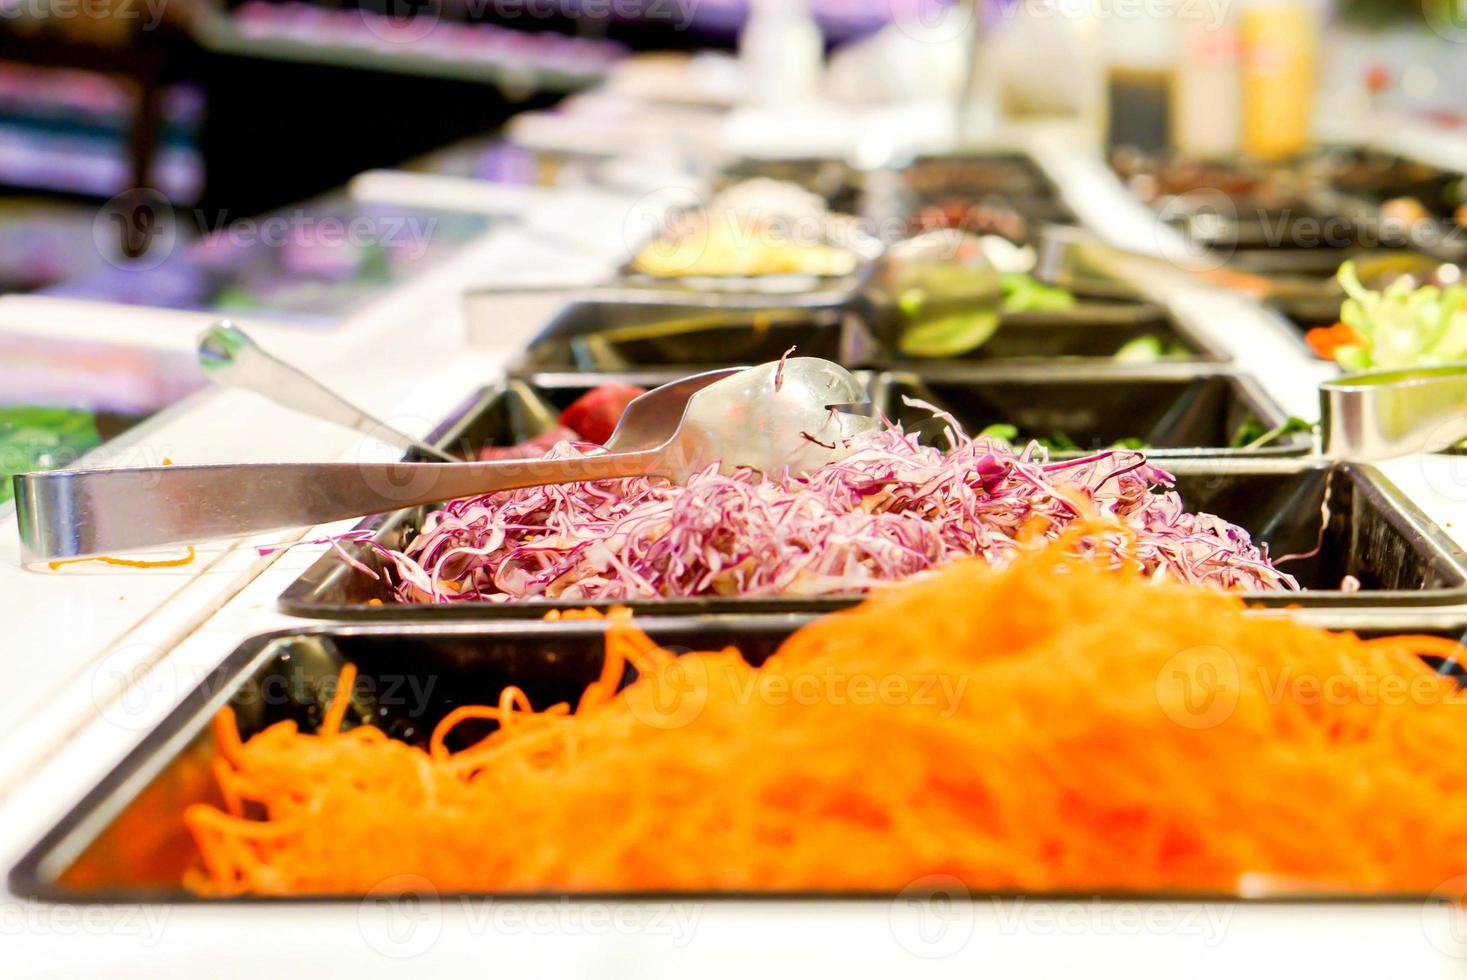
[{"xmin": 348, "ymin": 413, "xmax": 1298, "ymax": 604}]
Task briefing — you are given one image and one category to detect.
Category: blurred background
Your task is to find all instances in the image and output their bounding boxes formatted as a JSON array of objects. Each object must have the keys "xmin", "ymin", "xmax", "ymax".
[{"xmin": 0, "ymin": 0, "xmax": 1460, "ymax": 302}]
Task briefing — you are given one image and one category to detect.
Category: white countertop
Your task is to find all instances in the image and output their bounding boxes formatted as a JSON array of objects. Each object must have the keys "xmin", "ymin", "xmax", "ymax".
[{"xmin": 4, "ymin": 108, "xmax": 1467, "ymax": 978}]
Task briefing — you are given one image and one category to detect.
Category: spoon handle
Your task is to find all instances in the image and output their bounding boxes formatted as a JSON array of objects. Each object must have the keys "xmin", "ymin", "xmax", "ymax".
[
  {"xmin": 198, "ymin": 322, "xmax": 457, "ymax": 463},
  {"xmin": 15, "ymin": 452, "xmax": 664, "ymax": 562}
]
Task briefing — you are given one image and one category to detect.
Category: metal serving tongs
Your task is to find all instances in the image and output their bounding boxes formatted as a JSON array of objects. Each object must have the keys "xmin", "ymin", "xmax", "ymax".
[
  {"xmin": 1320, "ymin": 364, "xmax": 1467, "ymax": 461},
  {"xmin": 14, "ymin": 358, "xmax": 877, "ymax": 563},
  {"xmin": 199, "ymin": 322, "xmax": 457, "ymax": 463}
]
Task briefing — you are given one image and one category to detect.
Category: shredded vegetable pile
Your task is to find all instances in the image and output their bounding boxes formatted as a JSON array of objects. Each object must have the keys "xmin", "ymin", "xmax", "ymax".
[
  {"xmin": 185, "ymin": 548, "xmax": 1467, "ymax": 896},
  {"xmin": 1308, "ymin": 260, "xmax": 1467, "ymax": 369},
  {"xmin": 344, "ymin": 410, "xmax": 1297, "ymax": 603}
]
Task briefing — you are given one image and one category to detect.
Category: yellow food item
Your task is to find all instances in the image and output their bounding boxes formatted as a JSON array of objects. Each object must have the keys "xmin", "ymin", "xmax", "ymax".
[{"xmin": 633, "ymin": 214, "xmax": 857, "ymax": 278}]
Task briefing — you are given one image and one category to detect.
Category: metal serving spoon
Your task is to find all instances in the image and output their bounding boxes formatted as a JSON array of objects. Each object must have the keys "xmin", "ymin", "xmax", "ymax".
[
  {"xmin": 199, "ymin": 321, "xmax": 457, "ymax": 463},
  {"xmin": 15, "ymin": 358, "xmax": 877, "ymax": 562}
]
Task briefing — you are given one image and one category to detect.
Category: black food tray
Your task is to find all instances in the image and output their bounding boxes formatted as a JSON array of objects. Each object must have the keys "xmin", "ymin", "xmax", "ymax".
[
  {"xmin": 509, "ymin": 294, "xmax": 1226, "ymax": 376},
  {"xmin": 275, "ymin": 378, "xmax": 1467, "ymax": 620},
  {"xmin": 874, "ymin": 365, "xmax": 1308, "ymax": 459},
  {"xmin": 15, "ymin": 615, "xmax": 1467, "ymax": 903}
]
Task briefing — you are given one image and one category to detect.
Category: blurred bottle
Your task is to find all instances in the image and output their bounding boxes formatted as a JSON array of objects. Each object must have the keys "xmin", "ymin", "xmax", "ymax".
[
  {"xmin": 1102, "ymin": 16, "xmax": 1175, "ymax": 154},
  {"xmin": 974, "ymin": 0, "xmax": 1106, "ymax": 149},
  {"xmin": 1240, "ymin": 0, "xmax": 1318, "ymax": 159},
  {"xmin": 1173, "ymin": 16, "xmax": 1241, "ymax": 158},
  {"xmin": 739, "ymin": 0, "xmax": 824, "ymax": 107}
]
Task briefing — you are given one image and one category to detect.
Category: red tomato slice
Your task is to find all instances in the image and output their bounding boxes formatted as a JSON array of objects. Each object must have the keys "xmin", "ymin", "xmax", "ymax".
[{"xmin": 557, "ymin": 384, "xmax": 647, "ymax": 445}]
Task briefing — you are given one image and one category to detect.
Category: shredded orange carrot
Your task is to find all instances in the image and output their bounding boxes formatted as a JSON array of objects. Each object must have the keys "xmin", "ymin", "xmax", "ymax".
[
  {"xmin": 48, "ymin": 546, "xmax": 196, "ymax": 571},
  {"xmin": 320, "ymin": 662, "xmax": 357, "ymax": 737},
  {"xmin": 183, "ymin": 549, "xmax": 1467, "ymax": 897},
  {"xmin": 542, "ymin": 608, "xmax": 615, "ymax": 621}
]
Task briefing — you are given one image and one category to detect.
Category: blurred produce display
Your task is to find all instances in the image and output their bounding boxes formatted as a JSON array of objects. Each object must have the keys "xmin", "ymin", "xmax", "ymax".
[
  {"xmin": 0, "ymin": 61, "xmax": 202, "ymax": 201},
  {"xmin": 220, "ymin": 1, "xmax": 628, "ymax": 84},
  {"xmin": 42, "ymin": 195, "xmax": 492, "ymax": 325},
  {"xmin": 0, "ymin": 334, "xmax": 202, "ymax": 501},
  {"xmin": 0, "ymin": 406, "xmax": 109, "ymax": 503},
  {"xmin": 1305, "ymin": 259, "xmax": 1467, "ymax": 368}
]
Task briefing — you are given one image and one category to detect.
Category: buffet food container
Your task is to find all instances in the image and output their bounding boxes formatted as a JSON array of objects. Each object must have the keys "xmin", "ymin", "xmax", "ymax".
[
  {"xmin": 508, "ymin": 292, "xmax": 881, "ymax": 376},
  {"xmin": 889, "ymin": 154, "xmax": 1078, "ymax": 238},
  {"xmin": 1119, "ymin": 147, "xmax": 1467, "ymax": 266},
  {"xmin": 716, "ymin": 156, "xmax": 864, "ymax": 213},
  {"xmin": 897, "ymin": 153, "xmax": 1058, "ymax": 200},
  {"xmin": 714, "ymin": 153, "xmax": 1075, "ymax": 248},
  {"xmin": 1167, "ymin": 207, "xmax": 1334, "ymax": 251},
  {"xmin": 872, "ymin": 365, "xmax": 1309, "ymax": 459},
  {"xmin": 1239, "ymin": 249, "xmax": 1455, "ymax": 332},
  {"xmin": 718, "ymin": 152, "xmax": 1060, "ymax": 210},
  {"xmin": 7, "ymin": 617, "xmax": 792, "ymax": 903},
  {"xmin": 500, "ymin": 292, "xmax": 1226, "ymax": 376},
  {"xmin": 14, "ymin": 613, "xmax": 1467, "ymax": 903},
  {"xmin": 885, "ymin": 302, "xmax": 1226, "ymax": 366},
  {"xmin": 274, "ymin": 378, "xmax": 1467, "ymax": 620},
  {"xmin": 1313, "ymin": 148, "xmax": 1462, "ymax": 203}
]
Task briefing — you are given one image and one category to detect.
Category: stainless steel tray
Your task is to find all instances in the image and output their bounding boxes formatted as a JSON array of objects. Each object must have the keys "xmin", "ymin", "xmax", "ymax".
[
  {"xmin": 504, "ymin": 293, "xmax": 1227, "ymax": 377},
  {"xmin": 873, "ymin": 364, "xmax": 1308, "ymax": 459},
  {"xmin": 718, "ymin": 151, "xmax": 1060, "ymax": 213},
  {"xmin": 15, "ymin": 615, "xmax": 1467, "ymax": 903},
  {"xmin": 275, "ymin": 378, "xmax": 1467, "ymax": 620},
  {"xmin": 1121, "ymin": 147, "xmax": 1467, "ymax": 265}
]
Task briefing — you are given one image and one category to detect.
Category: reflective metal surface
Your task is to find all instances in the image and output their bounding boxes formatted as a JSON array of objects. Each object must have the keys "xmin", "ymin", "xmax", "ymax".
[
  {"xmin": 875, "ymin": 363, "xmax": 1310, "ymax": 459},
  {"xmin": 14, "ymin": 360, "xmax": 879, "ymax": 561},
  {"xmin": 1321, "ymin": 364, "xmax": 1467, "ymax": 461},
  {"xmin": 279, "ymin": 381, "xmax": 1463, "ymax": 620},
  {"xmin": 14, "ymin": 612, "xmax": 1467, "ymax": 902},
  {"xmin": 198, "ymin": 321, "xmax": 456, "ymax": 463}
]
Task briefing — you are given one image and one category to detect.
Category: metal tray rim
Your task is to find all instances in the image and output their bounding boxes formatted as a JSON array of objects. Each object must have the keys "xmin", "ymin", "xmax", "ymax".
[
  {"xmin": 277, "ymin": 382, "xmax": 1467, "ymax": 617},
  {"xmin": 871, "ymin": 366, "xmax": 1312, "ymax": 459},
  {"xmin": 16, "ymin": 614, "xmax": 1467, "ymax": 906},
  {"xmin": 505, "ymin": 294, "xmax": 1234, "ymax": 375}
]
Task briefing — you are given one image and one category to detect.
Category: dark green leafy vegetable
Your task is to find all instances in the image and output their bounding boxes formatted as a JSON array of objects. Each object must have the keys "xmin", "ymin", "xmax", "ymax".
[
  {"xmin": 897, "ymin": 274, "xmax": 1077, "ymax": 358},
  {"xmin": 1113, "ymin": 334, "xmax": 1191, "ymax": 364},
  {"xmin": 999, "ymin": 273, "xmax": 1076, "ymax": 313},
  {"xmin": 1229, "ymin": 416, "xmax": 1315, "ymax": 450},
  {"xmin": 0, "ymin": 406, "xmax": 103, "ymax": 503},
  {"xmin": 976, "ymin": 423, "xmax": 1150, "ymax": 453}
]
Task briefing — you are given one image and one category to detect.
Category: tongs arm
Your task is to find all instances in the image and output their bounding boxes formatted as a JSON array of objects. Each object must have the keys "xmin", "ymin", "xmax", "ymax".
[{"xmin": 15, "ymin": 451, "xmax": 663, "ymax": 563}]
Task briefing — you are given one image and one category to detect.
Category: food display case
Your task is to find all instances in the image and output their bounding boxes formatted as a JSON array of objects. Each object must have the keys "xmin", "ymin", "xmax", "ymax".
[{"xmin": 7, "ymin": 46, "xmax": 1467, "ymax": 978}]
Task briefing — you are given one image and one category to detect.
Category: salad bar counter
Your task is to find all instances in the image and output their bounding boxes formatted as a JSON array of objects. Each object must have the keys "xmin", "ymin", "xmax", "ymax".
[{"xmin": 6, "ymin": 111, "xmax": 1467, "ymax": 975}]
